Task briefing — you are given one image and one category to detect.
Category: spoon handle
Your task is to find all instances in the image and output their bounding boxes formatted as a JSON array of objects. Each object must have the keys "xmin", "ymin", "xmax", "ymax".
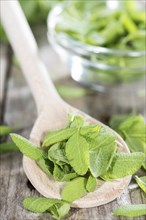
[{"xmin": 0, "ymin": 0, "xmax": 61, "ymax": 113}]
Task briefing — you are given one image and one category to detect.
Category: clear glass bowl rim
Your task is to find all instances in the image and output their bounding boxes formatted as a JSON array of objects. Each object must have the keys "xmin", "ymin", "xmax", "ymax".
[{"xmin": 47, "ymin": 2, "xmax": 146, "ymax": 58}]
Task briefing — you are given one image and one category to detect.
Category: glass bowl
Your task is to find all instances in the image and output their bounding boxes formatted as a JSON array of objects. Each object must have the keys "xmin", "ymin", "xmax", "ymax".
[{"xmin": 47, "ymin": 2, "xmax": 145, "ymax": 92}]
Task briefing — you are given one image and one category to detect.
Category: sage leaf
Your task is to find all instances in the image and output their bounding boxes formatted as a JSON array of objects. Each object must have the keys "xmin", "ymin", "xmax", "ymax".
[
  {"xmin": 65, "ymin": 132, "xmax": 89, "ymax": 175},
  {"xmin": 56, "ymin": 85, "xmax": 89, "ymax": 99},
  {"xmin": 135, "ymin": 175, "xmax": 146, "ymax": 193},
  {"xmin": 55, "ymin": 202, "xmax": 70, "ymax": 219},
  {"xmin": 0, "ymin": 141, "xmax": 18, "ymax": 154},
  {"xmin": 23, "ymin": 197, "xmax": 60, "ymax": 213},
  {"xmin": 89, "ymin": 142, "xmax": 117, "ymax": 177},
  {"xmin": 49, "ymin": 202, "xmax": 70, "ymax": 219},
  {"xmin": 110, "ymin": 113, "xmax": 146, "ymax": 170},
  {"xmin": 109, "ymin": 114, "xmax": 131, "ymax": 131},
  {"xmin": 61, "ymin": 177, "xmax": 87, "ymax": 202},
  {"xmin": 53, "ymin": 164, "xmax": 77, "ymax": 182},
  {"xmin": 113, "ymin": 204, "xmax": 146, "ymax": 217},
  {"xmin": 86, "ymin": 175, "xmax": 97, "ymax": 192},
  {"xmin": 102, "ymin": 152, "xmax": 145, "ymax": 179},
  {"xmin": 37, "ymin": 158, "xmax": 54, "ymax": 177},
  {"xmin": 48, "ymin": 143, "xmax": 69, "ymax": 165},
  {"xmin": 119, "ymin": 115, "xmax": 145, "ymax": 142},
  {"xmin": 0, "ymin": 125, "xmax": 13, "ymax": 136},
  {"xmin": 10, "ymin": 133, "xmax": 45, "ymax": 160},
  {"xmin": 88, "ymin": 128, "xmax": 116, "ymax": 150},
  {"xmin": 42, "ymin": 127, "xmax": 76, "ymax": 147},
  {"xmin": 80, "ymin": 125, "xmax": 101, "ymax": 141},
  {"xmin": 70, "ymin": 115, "xmax": 86, "ymax": 128}
]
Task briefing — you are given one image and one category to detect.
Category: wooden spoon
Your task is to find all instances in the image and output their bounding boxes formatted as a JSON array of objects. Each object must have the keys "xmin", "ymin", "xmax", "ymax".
[{"xmin": 1, "ymin": 1, "xmax": 131, "ymax": 208}]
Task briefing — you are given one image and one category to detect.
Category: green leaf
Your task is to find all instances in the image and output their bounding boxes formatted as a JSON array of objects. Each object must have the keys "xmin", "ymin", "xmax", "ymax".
[
  {"xmin": 86, "ymin": 175, "xmax": 97, "ymax": 192},
  {"xmin": 135, "ymin": 176, "xmax": 146, "ymax": 193},
  {"xmin": 113, "ymin": 204, "xmax": 146, "ymax": 217},
  {"xmin": 48, "ymin": 143, "xmax": 69, "ymax": 165},
  {"xmin": 61, "ymin": 177, "xmax": 87, "ymax": 202},
  {"xmin": 42, "ymin": 127, "xmax": 76, "ymax": 147},
  {"xmin": 53, "ymin": 164, "xmax": 78, "ymax": 182},
  {"xmin": 23, "ymin": 196, "xmax": 70, "ymax": 219},
  {"xmin": 102, "ymin": 152, "xmax": 145, "ymax": 179},
  {"xmin": 70, "ymin": 115, "xmax": 86, "ymax": 128},
  {"xmin": 88, "ymin": 128, "xmax": 116, "ymax": 150},
  {"xmin": 89, "ymin": 141, "xmax": 117, "ymax": 177},
  {"xmin": 80, "ymin": 125, "xmax": 101, "ymax": 141},
  {"xmin": 0, "ymin": 141, "xmax": 18, "ymax": 154},
  {"xmin": 10, "ymin": 133, "xmax": 45, "ymax": 160},
  {"xmin": 0, "ymin": 125, "xmax": 13, "ymax": 136},
  {"xmin": 37, "ymin": 158, "xmax": 54, "ymax": 177},
  {"xmin": 23, "ymin": 197, "xmax": 60, "ymax": 213},
  {"xmin": 109, "ymin": 114, "xmax": 131, "ymax": 131},
  {"xmin": 65, "ymin": 132, "xmax": 89, "ymax": 175},
  {"xmin": 56, "ymin": 85, "xmax": 90, "ymax": 99},
  {"xmin": 49, "ymin": 202, "xmax": 70, "ymax": 219},
  {"xmin": 110, "ymin": 113, "xmax": 146, "ymax": 170},
  {"xmin": 55, "ymin": 202, "xmax": 70, "ymax": 219}
]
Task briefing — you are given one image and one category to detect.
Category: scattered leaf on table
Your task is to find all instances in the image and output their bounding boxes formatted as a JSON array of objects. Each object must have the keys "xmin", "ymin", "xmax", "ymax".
[{"xmin": 113, "ymin": 204, "xmax": 146, "ymax": 217}]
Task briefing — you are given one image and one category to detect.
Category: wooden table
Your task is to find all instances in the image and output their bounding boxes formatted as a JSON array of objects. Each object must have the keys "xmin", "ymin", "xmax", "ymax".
[{"xmin": 0, "ymin": 28, "xmax": 145, "ymax": 220}]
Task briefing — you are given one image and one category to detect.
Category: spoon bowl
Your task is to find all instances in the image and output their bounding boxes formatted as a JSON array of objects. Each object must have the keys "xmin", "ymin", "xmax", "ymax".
[
  {"xmin": 23, "ymin": 105, "xmax": 130, "ymax": 208},
  {"xmin": 1, "ymin": 0, "xmax": 131, "ymax": 208}
]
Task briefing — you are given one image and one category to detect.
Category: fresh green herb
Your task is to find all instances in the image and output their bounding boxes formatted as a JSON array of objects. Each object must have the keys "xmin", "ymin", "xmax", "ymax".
[
  {"xmin": 49, "ymin": 201, "xmax": 70, "ymax": 219},
  {"xmin": 61, "ymin": 177, "xmax": 87, "ymax": 202},
  {"xmin": 56, "ymin": 85, "xmax": 92, "ymax": 99},
  {"xmin": 0, "ymin": 125, "xmax": 13, "ymax": 136},
  {"xmin": 37, "ymin": 157, "xmax": 54, "ymax": 177},
  {"xmin": 89, "ymin": 139, "xmax": 117, "ymax": 177},
  {"xmin": 56, "ymin": 1, "xmax": 145, "ymax": 50},
  {"xmin": 70, "ymin": 115, "xmax": 87, "ymax": 128},
  {"xmin": 55, "ymin": 1, "xmax": 145, "ymax": 84},
  {"xmin": 113, "ymin": 204, "xmax": 146, "ymax": 217},
  {"xmin": 10, "ymin": 114, "xmax": 145, "ymax": 219},
  {"xmin": 48, "ymin": 143, "xmax": 69, "ymax": 165},
  {"xmin": 86, "ymin": 175, "xmax": 97, "ymax": 192},
  {"xmin": 66, "ymin": 132, "xmax": 89, "ymax": 175},
  {"xmin": 109, "ymin": 113, "xmax": 146, "ymax": 170},
  {"xmin": 42, "ymin": 127, "xmax": 76, "ymax": 147},
  {"xmin": 23, "ymin": 197, "xmax": 60, "ymax": 213},
  {"xmin": 10, "ymin": 133, "xmax": 46, "ymax": 160},
  {"xmin": 102, "ymin": 152, "xmax": 145, "ymax": 180},
  {"xmin": 23, "ymin": 197, "xmax": 70, "ymax": 219},
  {"xmin": 0, "ymin": 141, "xmax": 18, "ymax": 154},
  {"xmin": 135, "ymin": 175, "xmax": 146, "ymax": 193}
]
